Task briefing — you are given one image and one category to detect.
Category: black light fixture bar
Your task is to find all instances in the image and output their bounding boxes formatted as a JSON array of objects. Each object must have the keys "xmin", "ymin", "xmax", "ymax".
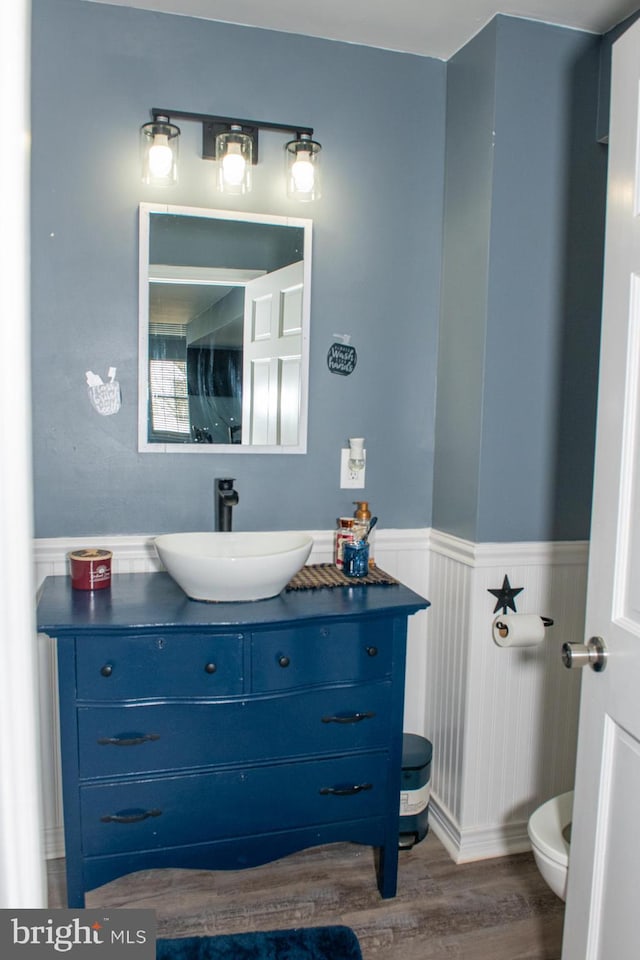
[{"xmin": 151, "ymin": 109, "xmax": 314, "ymax": 165}]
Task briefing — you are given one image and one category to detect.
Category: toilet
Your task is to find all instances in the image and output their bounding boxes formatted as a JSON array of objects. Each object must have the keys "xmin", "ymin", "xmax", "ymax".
[{"xmin": 527, "ymin": 790, "xmax": 573, "ymax": 900}]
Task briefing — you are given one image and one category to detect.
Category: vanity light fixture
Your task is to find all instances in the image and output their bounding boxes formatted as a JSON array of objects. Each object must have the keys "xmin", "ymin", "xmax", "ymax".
[{"xmin": 140, "ymin": 109, "xmax": 322, "ymax": 200}]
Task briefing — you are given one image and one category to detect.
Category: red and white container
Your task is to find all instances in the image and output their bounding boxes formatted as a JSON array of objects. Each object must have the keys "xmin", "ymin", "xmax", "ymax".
[
  {"xmin": 334, "ymin": 518, "xmax": 356, "ymax": 570},
  {"xmin": 68, "ymin": 549, "xmax": 112, "ymax": 591}
]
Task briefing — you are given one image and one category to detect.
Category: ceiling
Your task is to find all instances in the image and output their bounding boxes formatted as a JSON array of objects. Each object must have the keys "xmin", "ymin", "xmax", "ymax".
[{"xmin": 86, "ymin": 0, "xmax": 639, "ymax": 59}]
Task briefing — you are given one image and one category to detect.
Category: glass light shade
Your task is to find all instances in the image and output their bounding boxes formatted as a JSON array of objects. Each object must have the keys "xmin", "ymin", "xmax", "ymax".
[
  {"xmin": 140, "ymin": 118, "xmax": 180, "ymax": 186},
  {"xmin": 285, "ymin": 134, "xmax": 321, "ymax": 202},
  {"xmin": 216, "ymin": 125, "xmax": 253, "ymax": 195}
]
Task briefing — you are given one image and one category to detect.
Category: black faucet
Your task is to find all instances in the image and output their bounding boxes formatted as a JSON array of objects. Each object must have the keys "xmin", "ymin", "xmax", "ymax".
[{"xmin": 216, "ymin": 478, "xmax": 239, "ymax": 532}]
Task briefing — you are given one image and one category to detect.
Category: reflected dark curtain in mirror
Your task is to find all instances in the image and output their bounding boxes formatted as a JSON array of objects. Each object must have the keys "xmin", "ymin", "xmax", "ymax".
[{"xmin": 187, "ymin": 347, "xmax": 243, "ymax": 444}]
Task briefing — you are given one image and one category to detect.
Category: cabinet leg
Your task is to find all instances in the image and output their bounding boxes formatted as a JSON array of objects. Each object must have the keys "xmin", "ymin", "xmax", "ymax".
[
  {"xmin": 375, "ymin": 843, "xmax": 399, "ymax": 898},
  {"xmin": 66, "ymin": 889, "xmax": 86, "ymax": 909},
  {"xmin": 65, "ymin": 864, "xmax": 86, "ymax": 908}
]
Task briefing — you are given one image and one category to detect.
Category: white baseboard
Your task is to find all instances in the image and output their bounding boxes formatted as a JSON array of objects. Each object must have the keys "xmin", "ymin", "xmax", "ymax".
[{"xmin": 429, "ymin": 795, "xmax": 530, "ymax": 863}]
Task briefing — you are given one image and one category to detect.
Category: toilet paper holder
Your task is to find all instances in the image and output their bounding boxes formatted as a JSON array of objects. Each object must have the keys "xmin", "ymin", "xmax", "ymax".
[
  {"xmin": 493, "ymin": 613, "xmax": 555, "ymax": 647},
  {"xmin": 495, "ymin": 616, "xmax": 554, "ymax": 631}
]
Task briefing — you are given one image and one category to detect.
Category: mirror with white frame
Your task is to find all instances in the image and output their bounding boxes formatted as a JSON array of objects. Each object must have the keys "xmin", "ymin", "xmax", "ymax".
[{"xmin": 138, "ymin": 203, "xmax": 312, "ymax": 453}]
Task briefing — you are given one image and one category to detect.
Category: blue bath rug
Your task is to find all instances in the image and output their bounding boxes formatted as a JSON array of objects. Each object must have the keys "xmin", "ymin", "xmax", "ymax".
[{"xmin": 156, "ymin": 926, "xmax": 362, "ymax": 960}]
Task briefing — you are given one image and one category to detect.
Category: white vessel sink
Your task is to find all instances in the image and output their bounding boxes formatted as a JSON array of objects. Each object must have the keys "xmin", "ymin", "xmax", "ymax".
[{"xmin": 154, "ymin": 531, "xmax": 313, "ymax": 602}]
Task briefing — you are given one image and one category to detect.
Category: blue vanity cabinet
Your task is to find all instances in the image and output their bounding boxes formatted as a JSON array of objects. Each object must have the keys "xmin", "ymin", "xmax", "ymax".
[{"xmin": 37, "ymin": 572, "xmax": 428, "ymax": 908}]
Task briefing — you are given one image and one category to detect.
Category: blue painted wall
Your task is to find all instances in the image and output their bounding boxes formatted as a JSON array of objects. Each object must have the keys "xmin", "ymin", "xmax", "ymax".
[
  {"xmin": 432, "ymin": 20, "xmax": 498, "ymax": 539},
  {"xmin": 433, "ymin": 16, "xmax": 606, "ymax": 542},
  {"xmin": 30, "ymin": 0, "xmax": 445, "ymax": 537},
  {"xmin": 31, "ymin": 2, "xmax": 607, "ymax": 543}
]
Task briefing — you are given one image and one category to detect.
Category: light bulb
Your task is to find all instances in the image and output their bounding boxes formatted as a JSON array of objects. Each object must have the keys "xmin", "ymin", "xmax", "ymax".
[
  {"xmin": 286, "ymin": 134, "xmax": 321, "ymax": 201},
  {"xmin": 141, "ymin": 116, "xmax": 179, "ymax": 185},
  {"xmin": 148, "ymin": 134, "xmax": 173, "ymax": 179},
  {"xmin": 216, "ymin": 126, "xmax": 252, "ymax": 194},
  {"xmin": 221, "ymin": 144, "xmax": 246, "ymax": 187},
  {"xmin": 291, "ymin": 151, "xmax": 315, "ymax": 194}
]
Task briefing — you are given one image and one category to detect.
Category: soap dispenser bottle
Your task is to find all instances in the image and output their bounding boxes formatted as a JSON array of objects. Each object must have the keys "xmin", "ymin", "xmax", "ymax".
[{"xmin": 353, "ymin": 501, "xmax": 375, "ymax": 568}]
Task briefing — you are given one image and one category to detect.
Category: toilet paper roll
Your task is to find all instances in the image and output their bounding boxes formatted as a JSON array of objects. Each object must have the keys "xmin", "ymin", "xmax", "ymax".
[{"xmin": 492, "ymin": 614, "xmax": 546, "ymax": 648}]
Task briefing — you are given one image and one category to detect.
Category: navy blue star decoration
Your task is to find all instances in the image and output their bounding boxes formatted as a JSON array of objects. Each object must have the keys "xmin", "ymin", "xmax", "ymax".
[{"xmin": 488, "ymin": 575, "xmax": 524, "ymax": 615}]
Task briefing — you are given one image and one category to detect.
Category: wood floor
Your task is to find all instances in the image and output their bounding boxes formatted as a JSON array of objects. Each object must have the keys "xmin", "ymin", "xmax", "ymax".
[{"xmin": 47, "ymin": 833, "xmax": 564, "ymax": 959}]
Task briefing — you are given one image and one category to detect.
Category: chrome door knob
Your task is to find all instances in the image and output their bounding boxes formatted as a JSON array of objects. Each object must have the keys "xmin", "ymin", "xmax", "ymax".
[{"xmin": 561, "ymin": 636, "xmax": 607, "ymax": 672}]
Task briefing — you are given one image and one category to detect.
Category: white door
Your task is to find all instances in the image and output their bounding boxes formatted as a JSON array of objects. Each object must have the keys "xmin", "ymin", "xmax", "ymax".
[
  {"xmin": 242, "ymin": 261, "xmax": 304, "ymax": 446},
  {"xmin": 562, "ymin": 19, "xmax": 640, "ymax": 959}
]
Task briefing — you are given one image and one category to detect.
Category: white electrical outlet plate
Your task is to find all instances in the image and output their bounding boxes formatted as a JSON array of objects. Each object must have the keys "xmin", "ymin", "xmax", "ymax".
[{"xmin": 340, "ymin": 448, "xmax": 366, "ymax": 488}]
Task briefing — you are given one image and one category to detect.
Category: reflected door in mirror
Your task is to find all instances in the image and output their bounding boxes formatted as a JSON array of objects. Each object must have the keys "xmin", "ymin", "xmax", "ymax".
[{"xmin": 243, "ymin": 261, "xmax": 303, "ymax": 445}]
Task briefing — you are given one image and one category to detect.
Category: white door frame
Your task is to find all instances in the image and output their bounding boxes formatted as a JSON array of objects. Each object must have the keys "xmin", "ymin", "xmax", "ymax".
[{"xmin": 0, "ymin": 0, "xmax": 47, "ymax": 908}]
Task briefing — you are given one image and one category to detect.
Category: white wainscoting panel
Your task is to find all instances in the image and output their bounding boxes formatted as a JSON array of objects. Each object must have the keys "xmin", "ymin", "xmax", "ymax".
[
  {"xmin": 427, "ymin": 531, "xmax": 588, "ymax": 862},
  {"xmin": 34, "ymin": 529, "xmax": 431, "ymax": 859},
  {"xmin": 422, "ymin": 536, "xmax": 472, "ymax": 857}
]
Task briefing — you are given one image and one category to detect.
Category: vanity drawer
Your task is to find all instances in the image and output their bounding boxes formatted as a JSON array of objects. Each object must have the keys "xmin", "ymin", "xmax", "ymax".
[
  {"xmin": 77, "ymin": 681, "xmax": 393, "ymax": 778},
  {"xmin": 251, "ymin": 620, "xmax": 393, "ymax": 691},
  {"xmin": 75, "ymin": 633, "xmax": 244, "ymax": 700},
  {"xmin": 79, "ymin": 751, "xmax": 389, "ymax": 856}
]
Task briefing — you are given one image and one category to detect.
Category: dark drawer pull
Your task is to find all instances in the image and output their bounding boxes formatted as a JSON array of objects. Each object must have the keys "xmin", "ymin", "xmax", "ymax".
[
  {"xmin": 321, "ymin": 712, "xmax": 375, "ymax": 724},
  {"xmin": 204, "ymin": 663, "xmax": 217, "ymax": 674},
  {"xmin": 100, "ymin": 808, "xmax": 162, "ymax": 824},
  {"xmin": 97, "ymin": 733, "xmax": 160, "ymax": 747},
  {"xmin": 366, "ymin": 646, "xmax": 378, "ymax": 657},
  {"xmin": 100, "ymin": 664, "xmax": 113, "ymax": 677},
  {"xmin": 278, "ymin": 655, "xmax": 291, "ymax": 668},
  {"xmin": 319, "ymin": 783, "xmax": 373, "ymax": 797}
]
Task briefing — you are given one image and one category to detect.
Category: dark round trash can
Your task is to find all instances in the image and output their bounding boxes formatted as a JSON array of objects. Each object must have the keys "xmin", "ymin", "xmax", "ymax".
[{"xmin": 399, "ymin": 733, "xmax": 432, "ymax": 849}]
